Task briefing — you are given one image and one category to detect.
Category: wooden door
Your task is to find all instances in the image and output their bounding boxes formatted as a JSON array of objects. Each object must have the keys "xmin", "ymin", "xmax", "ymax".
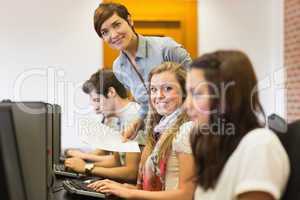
[{"xmin": 102, "ymin": 0, "xmax": 198, "ymax": 69}]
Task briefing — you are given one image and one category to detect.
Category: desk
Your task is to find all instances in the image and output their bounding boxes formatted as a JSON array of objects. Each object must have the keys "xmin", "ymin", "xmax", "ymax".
[{"xmin": 51, "ymin": 177, "xmax": 122, "ymax": 200}]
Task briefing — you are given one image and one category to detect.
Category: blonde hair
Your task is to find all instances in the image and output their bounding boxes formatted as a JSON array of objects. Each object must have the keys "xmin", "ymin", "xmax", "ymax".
[{"xmin": 141, "ymin": 62, "xmax": 188, "ymax": 165}]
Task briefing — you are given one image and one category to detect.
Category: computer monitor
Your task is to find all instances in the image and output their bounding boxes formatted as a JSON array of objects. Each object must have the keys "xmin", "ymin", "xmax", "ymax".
[
  {"xmin": 0, "ymin": 102, "xmax": 53, "ymax": 200},
  {"xmin": 0, "ymin": 106, "xmax": 27, "ymax": 200}
]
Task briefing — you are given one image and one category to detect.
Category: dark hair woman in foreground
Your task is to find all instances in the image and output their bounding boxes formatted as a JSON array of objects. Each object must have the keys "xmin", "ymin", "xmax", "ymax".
[{"xmin": 185, "ymin": 50, "xmax": 290, "ymax": 200}]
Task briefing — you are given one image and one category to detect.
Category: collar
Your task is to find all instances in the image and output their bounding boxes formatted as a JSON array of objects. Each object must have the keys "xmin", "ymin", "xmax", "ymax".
[
  {"xmin": 114, "ymin": 102, "xmax": 132, "ymax": 118},
  {"xmin": 135, "ymin": 34, "xmax": 148, "ymax": 59},
  {"xmin": 120, "ymin": 34, "xmax": 148, "ymax": 66},
  {"xmin": 153, "ymin": 108, "xmax": 183, "ymax": 134}
]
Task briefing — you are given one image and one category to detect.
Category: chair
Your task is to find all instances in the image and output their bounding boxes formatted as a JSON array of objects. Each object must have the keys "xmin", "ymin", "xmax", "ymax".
[{"xmin": 268, "ymin": 114, "xmax": 300, "ymax": 200}]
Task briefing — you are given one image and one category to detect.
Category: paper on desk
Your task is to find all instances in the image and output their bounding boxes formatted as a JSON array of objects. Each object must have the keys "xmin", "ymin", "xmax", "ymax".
[{"xmin": 80, "ymin": 122, "xmax": 140, "ymax": 153}]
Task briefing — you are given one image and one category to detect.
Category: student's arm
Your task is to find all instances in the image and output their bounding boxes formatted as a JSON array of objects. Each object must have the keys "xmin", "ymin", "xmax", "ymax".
[
  {"xmin": 238, "ymin": 192, "xmax": 274, "ymax": 200},
  {"xmin": 66, "ymin": 149, "xmax": 110, "ymax": 162},
  {"xmin": 94, "ymin": 153, "xmax": 120, "ymax": 168},
  {"xmin": 90, "ymin": 153, "xmax": 196, "ymax": 200},
  {"xmin": 122, "ymin": 118, "xmax": 144, "ymax": 142},
  {"xmin": 88, "ymin": 179, "xmax": 138, "ymax": 191},
  {"xmin": 90, "ymin": 149, "xmax": 110, "ymax": 156},
  {"xmin": 77, "ymin": 153, "xmax": 111, "ymax": 162},
  {"xmin": 64, "ymin": 154, "xmax": 117, "ymax": 173},
  {"xmin": 91, "ymin": 152, "xmax": 140, "ymax": 182}
]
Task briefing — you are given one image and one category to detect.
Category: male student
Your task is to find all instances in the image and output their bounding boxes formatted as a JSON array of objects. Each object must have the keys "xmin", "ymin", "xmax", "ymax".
[{"xmin": 65, "ymin": 69, "xmax": 144, "ymax": 182}]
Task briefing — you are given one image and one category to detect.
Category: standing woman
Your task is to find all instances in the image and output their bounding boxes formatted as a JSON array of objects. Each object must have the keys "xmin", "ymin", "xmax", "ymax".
[
  {"xmin": 185, "ymin": 50, "xmax": 290, "ymax": 200},
  {"xmin": 93, "ymin": 2, "xmax": 192, "ymax": 140}
]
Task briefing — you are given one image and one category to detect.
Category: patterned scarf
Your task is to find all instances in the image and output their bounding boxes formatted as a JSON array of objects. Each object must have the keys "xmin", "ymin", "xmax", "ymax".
[{"xmin": 137, "ymin": 108, "xmax": 182, "ymax": 191}]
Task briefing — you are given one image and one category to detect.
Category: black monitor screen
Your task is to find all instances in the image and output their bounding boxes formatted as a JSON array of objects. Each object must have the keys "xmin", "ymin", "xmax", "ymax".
[{"xmin": 0, "ymin": 106, "xmax": 27, "ymax": 200}]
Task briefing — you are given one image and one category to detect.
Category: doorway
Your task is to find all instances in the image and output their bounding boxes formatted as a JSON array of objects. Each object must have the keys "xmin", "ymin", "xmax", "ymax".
[{"xmin": 102, "ymin": 0, "xmax": 198, "ymax": 68}]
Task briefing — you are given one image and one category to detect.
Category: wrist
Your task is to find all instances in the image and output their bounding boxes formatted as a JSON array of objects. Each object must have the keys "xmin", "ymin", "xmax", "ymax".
[
  {"xmin": 84, "ymin": 163, "xmax": 95, "ymax": 175},
  {"xmin": 94, "ymin": 161, "xmax": 102, "ymax": 167},
  {"xmin": 79, "ymin": 152, "xmax": 87, "ymax": 160},
  {"xmin": 135, "ymin": 118, "xmax": 144, "ymax": 130},
  {"xmin": 122, "ymin": 183, "xmax": 130, "ymax": 188},
  {"xmin": 126, "ymin": 188, "xmax": 135, "ymax": 199}
]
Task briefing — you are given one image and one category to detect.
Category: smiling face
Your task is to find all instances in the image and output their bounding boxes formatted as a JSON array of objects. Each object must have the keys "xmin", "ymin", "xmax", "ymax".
[
  {"xmin": 100, "ymin": 13, "xmax": 136, "ymax": 51},
  {"xmin": 150, "ymin": 71, "xmax": 183, "ymax": 117},
  {"xmin": 185, "ymin": 68, "xmax": 211, "ymax": 123}
]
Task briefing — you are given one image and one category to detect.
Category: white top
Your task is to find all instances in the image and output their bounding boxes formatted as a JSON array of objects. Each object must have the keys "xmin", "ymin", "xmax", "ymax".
[
  {"xmin": 194, "ymin": 128, "xmax": 290, "ymax": 200},
  {"xmin": 165, "ymin": 122, "xmax": 193, "ymax": 190},
  {"xmin": 116, "ymin": 102, "xmax": 146, "ymax": 165},
  {"xmin": 116, "ymin": 102, "xmax": 140, "ymax": 130},
  {"xmin": 115, "ymin": 102, "xmax": 146, "ymax": 145}
]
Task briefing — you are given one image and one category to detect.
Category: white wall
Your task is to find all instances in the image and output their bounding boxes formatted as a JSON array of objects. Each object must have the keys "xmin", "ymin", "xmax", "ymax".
[
  {"xmin": 0, "ymin": 0, "xmax": 102, "ymax": 150},
  {"xmin": 0, "ymin": 0, "xmax": 286, "ymax": 150},
  {"xmin": 198, "ymin": 0, "xmax": 285, "ymax": 118}
]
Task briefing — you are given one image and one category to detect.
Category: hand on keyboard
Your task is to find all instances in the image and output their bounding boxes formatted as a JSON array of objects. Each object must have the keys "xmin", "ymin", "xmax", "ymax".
[{"xmin": 64, "ymin": 157, "xmax": 86, "ymax": 174}]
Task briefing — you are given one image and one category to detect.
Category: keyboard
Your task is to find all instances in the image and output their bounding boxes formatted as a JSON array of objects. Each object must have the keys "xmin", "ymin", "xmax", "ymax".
[
  {"xmin": 53, "ymin": 164, "xmax": 85, "ymax": 178},
  {"xmin": 66, "ymin": 179, "xmax": 95, "ymax": 192},
  {"xmin": 55, "ymin": 163, "xmax": 64, "ymax": 171},
  {"xmin": 63, "ymin": 179, "xmax": 105, "ymax": 198},
  {"xmin": 54, "ymin": 164, "xmax": 71, "ymax": 172}
]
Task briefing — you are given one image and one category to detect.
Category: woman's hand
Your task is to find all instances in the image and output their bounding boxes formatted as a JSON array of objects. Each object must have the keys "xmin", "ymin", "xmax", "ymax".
[
  {"xmin": 122, "ymin": 118, "xmax": 143, "ymax": 142},
  {"xmin": 87, "ymin": 179, "xmax": 133, "ymax": 198},
  {"xmin": 64, "ymin": 157, "xmax": 86, "ymax": 173}
]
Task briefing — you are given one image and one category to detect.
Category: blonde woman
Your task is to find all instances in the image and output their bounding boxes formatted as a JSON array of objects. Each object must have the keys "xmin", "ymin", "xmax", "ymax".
[{"xmin": 88, "ymin": 62, "xmax": 196, "ymax": 200}]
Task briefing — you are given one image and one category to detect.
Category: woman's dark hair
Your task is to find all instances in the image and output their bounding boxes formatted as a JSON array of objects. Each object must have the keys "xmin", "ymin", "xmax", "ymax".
[
  {"xmin": 94, "ymin": 2, "xmax": 135, "ymax": 38},
  {"xmin": 190, "ymin": 50, "xmax": 265, "ymax": 190},
  {"xmin": 82, "ymin": 69, "xmax": 128, "ymax": 98}
]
